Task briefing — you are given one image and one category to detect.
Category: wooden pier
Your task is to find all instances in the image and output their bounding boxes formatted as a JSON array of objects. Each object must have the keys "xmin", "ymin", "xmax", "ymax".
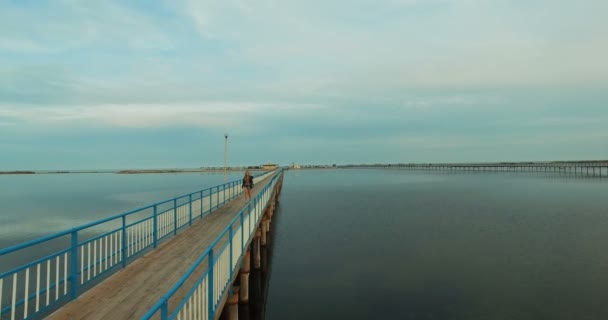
[{"xmin": 45, "ymin": 171, "xmax": 283, "ymax": 320}]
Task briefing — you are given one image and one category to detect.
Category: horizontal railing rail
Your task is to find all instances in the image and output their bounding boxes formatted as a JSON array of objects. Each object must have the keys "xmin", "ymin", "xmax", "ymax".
[
  {"xmin": 0, "ymin": 170, "xmax": 276, "ymax": 320},
  {"xmin": 142, "ymin": 169, "xmax": 283, "ymax": 320}
]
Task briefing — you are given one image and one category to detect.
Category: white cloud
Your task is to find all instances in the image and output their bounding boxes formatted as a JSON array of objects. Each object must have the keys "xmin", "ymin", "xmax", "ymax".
[
  {"xmin": 176, "ymin": 0, "xmax": 608, "ymax": 92},
  {"xmin": 0, "ymin": 1, "xmax": 175, "ymax": 54},
  {"xmin": 1, "ymin": 0, "xmax": 607, "ymax": 107},
  {"xmin": 0, "ymin": 38, "xmax": 49, "ymax": 53},
  {"xmin": 0, "ymin": 102, "xmax": 324, "ymax": 129}
]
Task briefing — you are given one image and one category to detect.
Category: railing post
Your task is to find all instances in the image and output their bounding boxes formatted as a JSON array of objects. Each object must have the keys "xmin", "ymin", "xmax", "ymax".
[
  {"xmin": 229, "ymin": 225, "xmax": 233, "ymax": 273},
  {"xmin": 248, "ymin": 202, "xmax": 252, "ymax": 239},
  {"xmin": 122, "ymin": 215, "xmax": 127, "ymax": 268},
  {"xmin": 208, "ymin": 248, "xmax": 214, "ymax": 319},
  {"xmin": 210, "ymin": 188, "xmax": 213, "ymax": 213},
  {"xmin": 216, "ymin": 186, "xmax": 219, "ymax": 210},
  {"xmin": 160, "ymin": 299, "xmax": 169, "ymax": 320},
  {"xmin": 70, "ymin": 229, "xmax": 79, "ymax": 300},
  {"xmin": 153, "ymin": 205, "xmax": 158, "ymax": 248},
  {"xmin": 240, "ymin": 211, "xmax": 244, "ymax": 252},
  {"xmin": 200, "ymin": 190, "xmax": 203, "ymax": 216},
  {"xmin": 189, "ymin": 194, "xmax": 193, "ymax": 226},
  {"xmin": 173, "ymin": 199, "xmax": 177, "ymax": 235}
]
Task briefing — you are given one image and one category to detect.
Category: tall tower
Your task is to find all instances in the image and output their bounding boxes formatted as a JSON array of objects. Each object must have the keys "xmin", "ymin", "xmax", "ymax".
[{"xmin": 224, "ymin": 133, "xmax": 229, "ymax": 182}]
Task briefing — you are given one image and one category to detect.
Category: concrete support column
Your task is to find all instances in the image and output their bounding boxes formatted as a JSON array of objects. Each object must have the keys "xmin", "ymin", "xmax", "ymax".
[
  {"xmin": 254, "ymin": 229, "xmax": 261, "ymax": 269},
  {"xmin": 240, "ymin": 251, "xmax": 250, "ymax": 303},
  {"xmin": 276, "ymin": 180, "xmax": 282, "ymax": 202},
  {"xmin": 261, "ymin": 246, "xmax": 268, "ymax": 273},
  {"xmin": 226, "ymin": 286, "xmax": 239, "ymax": 320},
  {"xmin": 266, "ymin": 211, "xmax": 272, "ymax": 227},
  {"xmin": 261, "ymin": 219, "xmax": 268, "ymax": 246}
]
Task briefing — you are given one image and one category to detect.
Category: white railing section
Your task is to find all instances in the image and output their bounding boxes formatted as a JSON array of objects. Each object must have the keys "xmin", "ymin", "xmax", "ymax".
[
  {"xmin": 231, "ymin": 225, "xmax": 242, "ymax": 271},
  {"xmin": 79, "ymin": 230, "xmax": 122, "ymax": 286}
]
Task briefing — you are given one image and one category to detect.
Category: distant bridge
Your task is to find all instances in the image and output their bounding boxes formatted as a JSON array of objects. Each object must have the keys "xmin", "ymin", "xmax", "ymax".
[
  {"xmin": 343, "ymin": 161, "xmax": 608, "ymax": 177},
  {"xmin": 0, "ymin": 169, "xmax": 284, "ymax": 320}
]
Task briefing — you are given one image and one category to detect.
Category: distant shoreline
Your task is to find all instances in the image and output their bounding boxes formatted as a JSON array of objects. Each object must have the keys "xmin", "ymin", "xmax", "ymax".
[
  {"xmin": 3, "ymin": 160, "xmax": 607, "ymax": 175},
  {"xmin": 116, "ymin": 169, "xmax": 251, "ymax": 174},
  {"xmin": 0, "ymin": 168, "xmax": 265, "ymax": 175},
  {"xmin": 0, "ymin": 171, "xmax": 36, "ymax": 175}
]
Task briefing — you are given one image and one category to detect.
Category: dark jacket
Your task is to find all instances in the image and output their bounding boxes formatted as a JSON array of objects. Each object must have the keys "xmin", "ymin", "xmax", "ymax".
[{"xmin": 242, "ymin": 175, "xmax": 254, "ymax": 188}]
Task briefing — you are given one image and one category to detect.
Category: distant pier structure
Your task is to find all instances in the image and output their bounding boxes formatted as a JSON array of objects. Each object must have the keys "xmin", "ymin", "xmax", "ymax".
[{"xmin": 345, "ymin": 161, "xmax": 608, "ymax": 178}]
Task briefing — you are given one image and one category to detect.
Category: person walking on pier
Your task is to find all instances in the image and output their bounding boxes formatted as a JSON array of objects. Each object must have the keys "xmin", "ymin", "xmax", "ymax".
[{"xmin": 242, "ymin": 170, "xmax": 254, "ymax": 200}]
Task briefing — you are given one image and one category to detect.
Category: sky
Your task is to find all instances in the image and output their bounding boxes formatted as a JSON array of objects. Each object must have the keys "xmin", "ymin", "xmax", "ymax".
[{"xmin": 1, "ymin": 0, "xmax": 607, "ymax": 170}]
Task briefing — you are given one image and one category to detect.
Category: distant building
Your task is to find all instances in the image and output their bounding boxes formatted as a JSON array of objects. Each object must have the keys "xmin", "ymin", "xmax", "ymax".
[
  {"xmin": 261, "ymin": 163, "xmax": 278, "ymax": 170},
  {"xmin": 291, "ymin": 163, "xmax": 301, "ymax": 169}
]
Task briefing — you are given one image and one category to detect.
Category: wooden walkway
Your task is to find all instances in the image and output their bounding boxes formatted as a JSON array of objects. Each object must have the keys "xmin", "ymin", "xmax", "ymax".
[{"xmin": 48, "ymin": 174, "xmax": 276, "ymax": 320}]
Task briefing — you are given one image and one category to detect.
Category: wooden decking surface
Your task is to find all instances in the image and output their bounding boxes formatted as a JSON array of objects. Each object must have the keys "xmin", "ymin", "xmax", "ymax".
[{"xmin": 48, "ymin": 174, "xmax": 275, "ymax": 320}]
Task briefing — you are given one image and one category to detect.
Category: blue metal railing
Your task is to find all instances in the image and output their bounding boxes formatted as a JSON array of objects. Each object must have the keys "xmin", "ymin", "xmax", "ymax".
[
  {"xmin": 142, "ymin": 169, "xmax": 283, "ymax": 320},
  {"xmin": 0, "ymin": 170, "xmax": 276, "ymax": 320}
]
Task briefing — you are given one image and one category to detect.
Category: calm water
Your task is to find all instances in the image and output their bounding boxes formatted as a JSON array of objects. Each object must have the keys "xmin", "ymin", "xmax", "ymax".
[
  {"xmin": 266, "ymin": 169, "xmax": 608, "ymax": 320},
  {"xmin": 2, "ymin": 169, "xmax": 608, "ymax": 319},
  {"xmin": 0, "ymin": 171, "xmax": 247, "ymax": 248}
]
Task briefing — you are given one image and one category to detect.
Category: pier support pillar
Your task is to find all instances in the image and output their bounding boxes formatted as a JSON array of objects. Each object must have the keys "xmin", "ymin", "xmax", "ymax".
[
  {"xmin": 254, "ymin": 229, "xmax": 261, "ymax": 269},
  {"xmin": 267, "ymin": 207, "xmax": 273, "ymax": 229},
  {"xmin": 261, "ymin": 219, "xmax": 268, "ymax": 246},
  {"xmin": 226, "ymin": 286, "xmax": 239, "ymax": 320},
  {"xmin": 261, "ymin": 246, "xmax": 268, "ymax": 273},
  {"xmin": 240, "ymin": 251, "xmax": 250, "ymax": 303}
]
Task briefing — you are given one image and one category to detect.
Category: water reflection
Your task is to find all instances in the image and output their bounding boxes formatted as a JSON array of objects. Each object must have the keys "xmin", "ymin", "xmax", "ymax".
[
  {"xmin": 263, "ymin": 169, "xmax": 608, "ymax": 320},
  {"xmin": 0, "ymin": 172, "xmax": 248, "ymax": 243}
]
